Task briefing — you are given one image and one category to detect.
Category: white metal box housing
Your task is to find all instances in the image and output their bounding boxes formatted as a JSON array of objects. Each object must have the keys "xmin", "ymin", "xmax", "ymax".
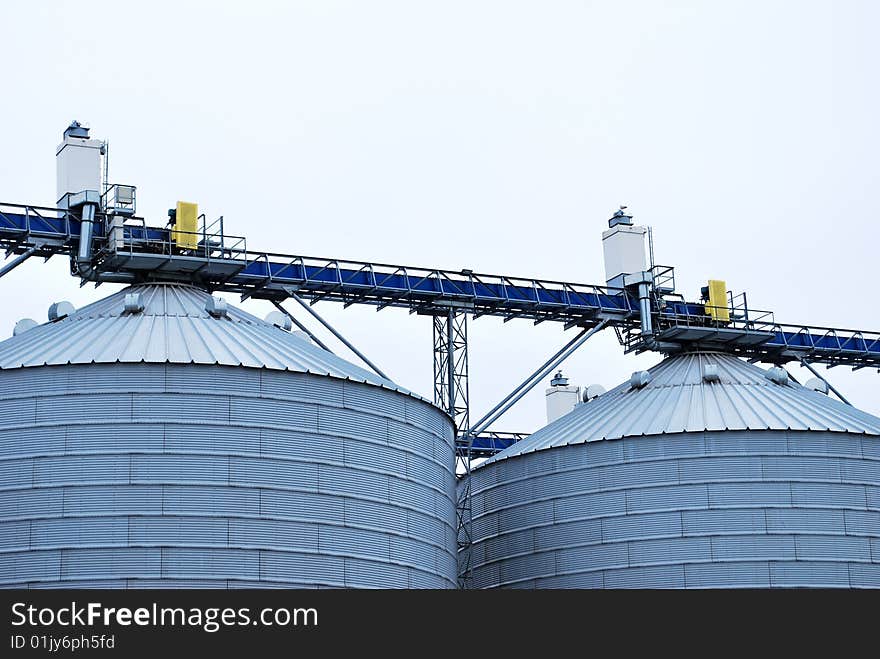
[
  {"xmin": 56, "ymin": 135, "xmax": 103, "ymax": 209},
  {"xmin": 546, "ymin": 385, "xmax": 581, "ymax": 424},
  {"xmin": 602, "ymin": 224, "xmax": 648, "ymax": 289}
]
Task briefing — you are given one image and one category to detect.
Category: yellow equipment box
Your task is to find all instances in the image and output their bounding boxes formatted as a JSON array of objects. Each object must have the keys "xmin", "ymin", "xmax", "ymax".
[
  {"xmin": 172, "ymin": 201, "xmax": 199, "ymax": 250},
  {"xmin": 706, "ymin": 279, "xmax": 729, "ymax": 322}
]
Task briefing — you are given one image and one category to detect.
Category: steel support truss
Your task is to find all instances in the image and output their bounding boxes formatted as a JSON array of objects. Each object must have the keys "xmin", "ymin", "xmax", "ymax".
[
  {"xmin": 434, "ymin": 309, "xmax": 470, "ymax": 433},
  {"xmin": 432, "ymin": 308, "xmax": 474, "ymax": 588}
]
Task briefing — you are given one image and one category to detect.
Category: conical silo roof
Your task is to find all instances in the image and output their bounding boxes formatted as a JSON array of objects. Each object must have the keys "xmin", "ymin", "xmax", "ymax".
[
  {"xmin": 0, "ymin": 282, "xmax": 421, "ymax": 399},
  {"xmin": 481, "ymin": 351, "xmax": 880, "ymax": 466}
]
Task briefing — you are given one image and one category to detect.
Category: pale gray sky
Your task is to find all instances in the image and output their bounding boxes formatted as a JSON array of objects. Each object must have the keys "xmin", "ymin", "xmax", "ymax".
[{"xmin": 0, "ymin": 0, "xmax": 877, "ymax": 429}]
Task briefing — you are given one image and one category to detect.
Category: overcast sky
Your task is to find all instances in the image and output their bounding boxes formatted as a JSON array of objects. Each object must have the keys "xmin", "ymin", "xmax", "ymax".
[{"xmin": 0, "ymin": 1, "xmax": 877, "ymax": 429}]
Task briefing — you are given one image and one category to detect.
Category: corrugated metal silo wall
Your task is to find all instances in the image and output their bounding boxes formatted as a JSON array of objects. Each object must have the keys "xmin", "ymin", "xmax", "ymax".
[
  {"xmin": 464, "ymin": 431, "xmax": 880, "ymax": 588},
  {"xmin": 0, "ymin": 364, "xmax": 457, "ymax": 588}
]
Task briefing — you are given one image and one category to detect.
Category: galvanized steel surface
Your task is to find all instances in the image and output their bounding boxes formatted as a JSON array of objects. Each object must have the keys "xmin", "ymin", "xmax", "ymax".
[
  {"xmin": 0, "ymin": 364, "xmax": 457, "ymax": 587},
  {"xmin": 466, "ymin": 350, "xmax": 880, "ymax": 588},
  {"xmin": 0, "ymin": 283, "xmax": 428, "ymax": 404},
  {"xmin": 466, "ymin": 430, "xmax": 880, "ymax": 588},
  {"xmin": 483, "ymin": 352, "xmax": 880, "ymax": 466}
]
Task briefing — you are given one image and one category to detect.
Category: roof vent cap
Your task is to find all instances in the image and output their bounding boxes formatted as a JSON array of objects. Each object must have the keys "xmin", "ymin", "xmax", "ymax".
[
  {"xmin": 13, "ymin": 318, "xmax": 38, "ymax": 336},
  {"xmin": 48, "ymin": 301, "xmax": 75, "ymax": 322},
  {"xmin": 63, "ymin": 120, "xmax": 90, "ymax": 139},
  {"xmin": 205, "ymin": 296, "xmax": 228, "ymax": 318},
  {"xmin": 765, "ymin": 366, "xmax": 789, "ymax": 385},
  {"xmin": 805, "ymin": 377, "xmax": 829, "ymax": 395},
  {"xmin": 703, "ymin": 363, "xmax": 721, "ymax": 383},
  {"xmin": 550, "ymin": 370, "xmax": 569, "ymax": 386},
  {"xmin": 583, "ymin": 384, "xmax": 606, "ymax": 402},
  {"xmin": 292, "ymin": 330, "xmax": 312, "ymax": 344},
  {"xmin": 265, "ymin": 310, "xmax": 292, "ymax": 331},
  {"xmin": 123, "ymin": 293, "xmax": 144, "ymax": 314},
  {"xmin": 630, "ymin": 370, "xmax": 652, "ymax": 389}
]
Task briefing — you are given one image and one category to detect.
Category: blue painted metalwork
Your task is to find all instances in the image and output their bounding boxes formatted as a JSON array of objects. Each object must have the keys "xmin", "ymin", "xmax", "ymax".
[{"xmin": 2, "ymin": 203, "xmax": 879, "ymax": 374}]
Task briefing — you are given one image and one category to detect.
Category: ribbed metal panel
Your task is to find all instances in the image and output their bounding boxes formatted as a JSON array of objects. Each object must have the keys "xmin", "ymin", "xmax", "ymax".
[
  {"xmin": 36, "ymin": 394, "xmax": 133, "ymax": 422},
  {"xmin": 603, "ymin": 564, "xmax": 685, "ymax": 589},
  {"xmin": 482, "ymin": 352, "xmax": 880, "ymax": 466},
  {"xmin": 553, "ymin": 490, "xmax": 626, "ymax": 520},
  {"xmin": 684, "ymin": 561, "xmax": 771, "ymax": 588},
  {"xmin": 228, "ymin": 518, "xmax": 318, "ymax": 550},
  {"xmin": 130, "ymin": 579, "xmax": 229, "ymax": 589},
  {"xmin": 762, "ymin": 456, "xmax": 841, "ymax": 481},
  {"xmin": 769, "ymin": 561, "xmax": 851, "ymax": 587},
  {"xmin": 344, "ymin": 557, "xmax": 409, "ymax": 589},
  {"xmin": 0, "ymin": 459, "xmax": 31, "ymax": 489},
  {"xmin": 233, "ymin": 398, "xmax": 318, "ymax": 431},
  {"xmin": 26, "ymin": 579, "xmax": 128, "ymax": 589},
  {"xmin": 467, "ymin": 429, "xmax": 880, "ymax": 589},
  {"xmin": 166, "ymin": 364, "xmax": 259, "ymax": 396},
  {"xmin": 683, "ymin": 509, "xmax": 766, "ymax": 536},
  {"xmin": 0, "ymin": 521, "xmax": 29, "ymax": 550},
  {"xmin": 134, "ymin": 453, "xmax": 231, "ymax": 485},
  {"xmin": 0, "ymin": 284, "xmax": 428, "ymax": 405},
  {"xmin": 845, "ymin": 510, "xmax": 880, "ymax": 536},
  {"xmin": 31, "ymin": 517, "xmax": 130, "ymax": 548},
  {"xmin": 260, "ymin": 370, "xmax": 343, "ymax": 406},
  {"xmin": 406, "ymin": 398, "xmax": 452, "ymax": 439},
  {"xmin": 258, "ymin": 489, "xmax": 342, "ymax": 523},
  {"xmin": 625, "ymin": 484, "xmax": 708, "ymax": 514},
  {"xmin": 556, "ymin": 543, "xmax": 627, "ymax": 573},
  {"xmin": 0, "ymin": 489, "xmax": 63, "ymax": 519},
  {"xmin": 260, "ymin": 429, "xmax": 342, "ymax": 462},
  {"xmin": 63, "ymin": 486, "xmax": 163, "ymax": 516},
  {"xmin": 346, "ymin": 441, "xmax": 407, "ymax": 474},
  {"xmin": 259, "ymin": 551, "xmax": 345, "ymax": 586},
  {"xmin": 710, "ymin": 535, "xmax": 796, "ymax": 561},
  {"xmin": 0, "ymin": 427, "xmax": 64, "ymax": 458},
  {"xmin": 866, "ymin": 486, "xmax": 880, "ymax": 510},
  {"xmin": 678, "ymin": 456, "xmax": 764, "ymax": 483},
  {"xmin": 390, "ymin": 479, "xmax": 437, "ymax": 513},
  {"xmin": 794, "ymin": 535, "xmax": 871, "ymax": 562},
  {"xmin": 390, "ymin": 535, "xmax": 435, "ymax": 567},
  {"xmin": 319, "ymin": 525, "xmax": 390, "ymax": 561},
  {"xmin": 849, "ymin": 563, "xmax": 880, "ymax": 588},
  {"xmin": 0, "ymin": 358, "xmax": 455, "ymax": 588},
  {"xmin": 628, "ymin": 536, "xmax": 712, "ymax": 566},
  {"xmin": 162, "ymin": 548, "xmax": 260, "ymax": 579},
  {"xmin": 707, "ymin": 482, "xmax": 792, "ymax": 508},
  {"xmin": 130, "ymin": 517, "xmax": 229, "ymax": 546},
  {"xmin": 229, "ymin": 457, "xmax": 317, "ymax": 490},
  {"xmin": 536, "ymin": 571, "xmax": 604, "ymax": 588},
  {"xmin": 389, "ymin": 419, "xmax": 435, "ymax": 456},
  {"xmin": 344, "ymin": 381, "xmax": 407, "ymax": 419},
  {"xmin": 0, "ymin": 398, "xmax": 36, "ymax": 425},
  {"xmin": 765, "ymin": 508, "xmax": 845, "ymax": 534},
  {"xmin": 791, "ymin": 482, "xmax": 867, "ymax": 508},
  {"xmin": 61, "ymin": 548, "xmax": 161, "ymax": 578},
  {"xmin": 409, "ymin": 569, "xmax": 452, "ymax": 589},
  {"xmin": 69, "ymin": 364, "xmax": 166, "ymax": 393},
  {"xmin": 601, "ymin": 511, "xmax": 682, "ymax": 541},
  {"xmin": 536, "ymin": 519, "xmax": 601, "ymax": 551},
  {"xmin": 35, "ymin": 454, "xmax": 131, "ymax": 486},
  {"xmin": 2, "ymin": 550, "xmax": 61, "ymax": 582},
  {"xmin": 68, "ymin": 424, "xmax": 165, "ymax": 454}
]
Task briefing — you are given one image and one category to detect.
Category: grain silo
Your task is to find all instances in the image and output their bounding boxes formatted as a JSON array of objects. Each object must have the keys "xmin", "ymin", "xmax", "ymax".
[
  {"xmin": 0, "ymin": 283, "xmax": 457, "ymax": 588},
  {"xmin": 463, "ymin": 351, "xmax": 880, "ymax": 588}
]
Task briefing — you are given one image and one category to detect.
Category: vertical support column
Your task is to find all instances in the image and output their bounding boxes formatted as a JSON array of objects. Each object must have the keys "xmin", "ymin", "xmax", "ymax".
[
  {"xmin": 433, "ymin": 309, "xmax": 473, "ymax": 588},
  {"xmin": 433, "ymin": 309, "xmax": 469, "ymax": 433}
]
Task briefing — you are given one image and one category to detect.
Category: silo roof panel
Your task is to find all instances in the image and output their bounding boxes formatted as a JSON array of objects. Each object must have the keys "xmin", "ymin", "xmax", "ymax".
[{"xmin": 481, "ymin": 352, "xmax": 880, "ymax": 466}]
